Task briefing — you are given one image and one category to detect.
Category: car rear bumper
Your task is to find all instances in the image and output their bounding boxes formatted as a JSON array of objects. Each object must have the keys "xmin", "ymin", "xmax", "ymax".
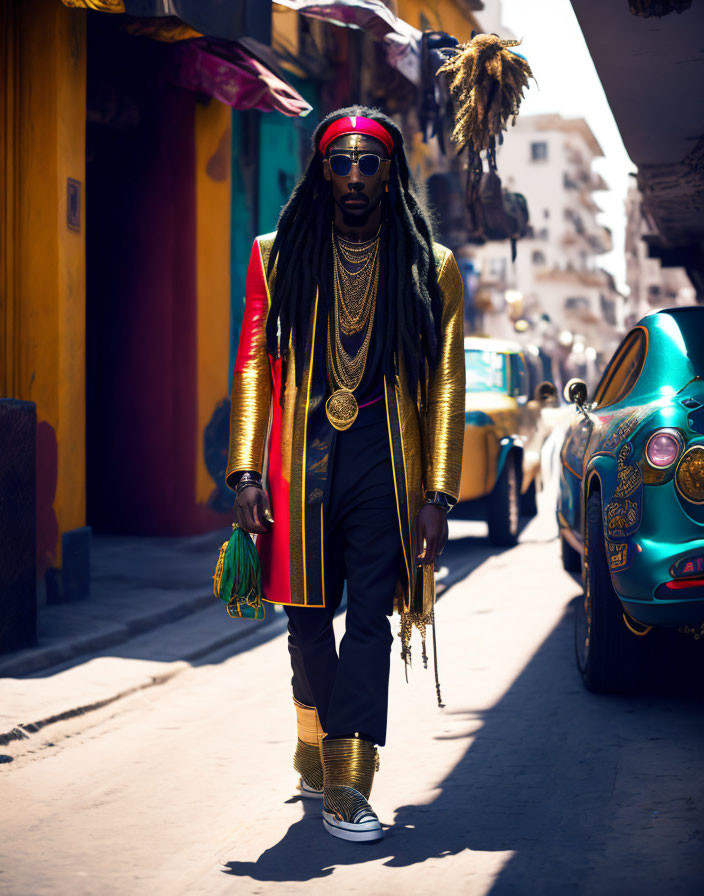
[
  {"xmin": 613, "ymin": 536, "xmax": 704, "ymax": 627},
  {"xmin": 620, "ymin": 597, "xmax": 704, "ymax": 627}
]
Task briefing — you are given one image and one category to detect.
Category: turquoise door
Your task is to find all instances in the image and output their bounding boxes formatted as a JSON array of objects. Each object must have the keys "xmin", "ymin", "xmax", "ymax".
[
  {"xmin": 229, "ymin": 78, "xmax": 319, "ymax": 384},
  {"xmin": 258, "ymin": 76, "xmax": 319, "ymax": 233}
]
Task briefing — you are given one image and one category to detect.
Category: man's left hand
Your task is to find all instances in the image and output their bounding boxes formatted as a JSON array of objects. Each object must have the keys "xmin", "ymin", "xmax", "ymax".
[{"xmin": 414, "ymin": 503, "xmax": 448, "ymax": 566}]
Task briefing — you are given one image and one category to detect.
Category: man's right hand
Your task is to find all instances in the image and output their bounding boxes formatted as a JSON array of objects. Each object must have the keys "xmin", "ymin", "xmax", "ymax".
[{"xmin": 235, "ymin": 486, "xmax": 273, "ymax": 535}]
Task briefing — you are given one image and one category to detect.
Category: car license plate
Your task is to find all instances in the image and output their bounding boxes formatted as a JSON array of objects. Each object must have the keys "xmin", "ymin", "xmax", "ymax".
[{"xmin": 670, "ymin": 554, "xmax": 704, "ymax": 578}]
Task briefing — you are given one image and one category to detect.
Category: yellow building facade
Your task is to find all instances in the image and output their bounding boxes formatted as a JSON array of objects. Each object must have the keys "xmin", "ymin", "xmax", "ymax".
[{"xmin": 1, "ymin": 0, "xmax": 235, "ymax": 597}]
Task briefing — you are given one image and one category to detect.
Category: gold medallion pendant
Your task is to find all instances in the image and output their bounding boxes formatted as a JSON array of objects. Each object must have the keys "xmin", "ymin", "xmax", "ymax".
[
  {"xmin": 326, "ymin": 389, "xmax": 359, "ymax": 431},
  {"xmin": 325, "ymin": 226, "xmax": 380, "ymax": 432}
]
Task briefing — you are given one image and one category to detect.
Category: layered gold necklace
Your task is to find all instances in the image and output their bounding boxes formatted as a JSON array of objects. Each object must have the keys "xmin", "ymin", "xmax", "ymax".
[{"xmin": 325, "ymin": 224, "xmax": 381, "ymax": 431}]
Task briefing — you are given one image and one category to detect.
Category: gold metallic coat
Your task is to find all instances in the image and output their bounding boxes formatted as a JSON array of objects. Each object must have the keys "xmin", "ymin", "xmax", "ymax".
[{"xmin": 226, "ymin": 233, "xmax": 465, "ymax": 618}]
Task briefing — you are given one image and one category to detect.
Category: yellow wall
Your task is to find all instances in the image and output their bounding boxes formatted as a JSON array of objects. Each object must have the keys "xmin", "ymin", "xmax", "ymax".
[
  {"xmin": 396, "ymin": 0, "xmax": 478, "ymax": 43},
  {"xmin": 195, "ymin": 100, "xmax": 232, "ymax": 504},
  {"xmin": 1, "ymin": 0, "xmax": 86, "ymax": 565},
  {"xmin": 273, "ymin": 5, "xmax": 306, "ymax": 78}
]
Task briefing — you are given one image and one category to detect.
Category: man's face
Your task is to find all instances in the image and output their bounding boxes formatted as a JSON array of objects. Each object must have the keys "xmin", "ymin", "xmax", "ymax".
[{"xmin": 322, "ymin": 133, "xmax": 390, "ymax": 221}]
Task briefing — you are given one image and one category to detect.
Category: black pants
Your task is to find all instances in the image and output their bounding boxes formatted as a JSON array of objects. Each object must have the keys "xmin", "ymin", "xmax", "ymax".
[{"xmin": 285, "ymin": 399, "xmax": 403, "ymax": 746}]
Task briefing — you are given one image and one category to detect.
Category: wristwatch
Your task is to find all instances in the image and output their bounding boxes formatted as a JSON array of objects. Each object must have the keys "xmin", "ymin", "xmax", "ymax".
[{"xmin": 424, "ymin": 491, "xmax": 455, "ymax": 513}]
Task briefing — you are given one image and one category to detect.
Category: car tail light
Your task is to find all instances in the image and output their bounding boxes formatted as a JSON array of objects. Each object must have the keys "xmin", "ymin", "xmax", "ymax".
[
  {"xmin": 665, "ymin": 576, "xmax": 704, "ymax": 590},
  {"xmin": 645, "ymin": 429, "xmax": 682, "ymax": 468}
]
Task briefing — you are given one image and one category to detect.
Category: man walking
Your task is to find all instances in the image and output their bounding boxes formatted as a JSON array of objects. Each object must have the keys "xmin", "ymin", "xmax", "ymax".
[{"xmin": 227, "ymin": 106, "xmax": 464, "ymax": 842}]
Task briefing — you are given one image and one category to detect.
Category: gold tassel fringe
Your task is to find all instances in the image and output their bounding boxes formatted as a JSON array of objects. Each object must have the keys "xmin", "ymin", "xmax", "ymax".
[{"xmin": 399, "ymin": 611, "xmax": 445, "ymax": 709}]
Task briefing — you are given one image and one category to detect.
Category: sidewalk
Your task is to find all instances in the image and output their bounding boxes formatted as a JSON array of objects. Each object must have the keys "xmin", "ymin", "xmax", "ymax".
[
  {"xmin": 0, "ymin": 429, "xmax": 566, "ymax": 753},
  {"xmin": 0, "ymin": 528, "xmax": 282, "ymax": 747}
]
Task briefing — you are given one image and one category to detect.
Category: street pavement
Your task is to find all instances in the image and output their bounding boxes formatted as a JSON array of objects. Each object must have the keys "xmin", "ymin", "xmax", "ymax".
[{"xmin": 2, "ymin": 470, "xmax": 703, "ymax": 895}]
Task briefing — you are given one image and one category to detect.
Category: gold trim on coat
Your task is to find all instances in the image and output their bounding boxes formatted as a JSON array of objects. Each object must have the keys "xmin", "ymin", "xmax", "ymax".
[
  {"xmin": 384, "ymin": 377, "xmax": 412, "ymax": 604},
  {"xmin": 300, "ymin": 287, "xmax": 320, "ymax": 606},
  {"xmin": 228, "ymin": 234, "xmax": 465, "ymax": 613}
]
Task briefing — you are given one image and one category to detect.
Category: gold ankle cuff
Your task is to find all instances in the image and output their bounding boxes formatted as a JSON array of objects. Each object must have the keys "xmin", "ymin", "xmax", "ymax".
[
  {"xmin": 322, "ymin": 737, "xmax": 378, "ymax": 800},
  {"xmin": 293, "ymin": 700, "xmax": 325, "ymax": 789},
  {"xmin": 293, "ymin": 739, "xmax": 324, "ymax": 790},
  {"xmin": 293, "ymin": 699, "xmax": 325, "ymax": 751}
]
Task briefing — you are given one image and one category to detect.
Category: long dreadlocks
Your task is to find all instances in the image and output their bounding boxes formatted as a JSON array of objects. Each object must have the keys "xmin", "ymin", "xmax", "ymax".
[{"xmin": 265, "ymin": 106, "xmax": 444, "ymax": 404}]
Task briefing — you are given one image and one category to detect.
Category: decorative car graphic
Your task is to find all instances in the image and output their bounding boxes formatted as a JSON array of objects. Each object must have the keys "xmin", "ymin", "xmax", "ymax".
[{"xmin": 557, "ymin": 307, "xmax": 704, "ymax": 693}]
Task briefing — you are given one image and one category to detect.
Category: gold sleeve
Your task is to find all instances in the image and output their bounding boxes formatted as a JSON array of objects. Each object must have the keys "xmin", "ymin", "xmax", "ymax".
[
  {"xmin": 225, "ymin": 239, "xmax": 273, "ymax": 489},
  {"xmin": 424, "ymin": 249, "xmax": 466, "ymax": 500}
]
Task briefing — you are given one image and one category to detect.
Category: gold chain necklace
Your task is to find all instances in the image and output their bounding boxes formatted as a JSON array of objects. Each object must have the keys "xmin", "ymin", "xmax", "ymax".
[
  {"xmin": 336, "ymin": 228, "xmax": 380, "ymax": 262},
  {"xmin": 326, "ymin": 228, "xmax": 381, "ymax": 431},
  {"xmin": 333, "ymin": 255, "xmax": 379, "ymax": 336},
  {"xmin": 332, "ymin": 226, "xmax": 380, "ymax": 336}
]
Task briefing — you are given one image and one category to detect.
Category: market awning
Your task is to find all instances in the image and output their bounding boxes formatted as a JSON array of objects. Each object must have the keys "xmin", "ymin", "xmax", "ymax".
[
  {"xmin": 61, "ymin": 0, "xmax": 270, "ymax": 42},
  {"xmin": 173, "ymin": 39, "xmax": 312, "ymax": 117},
  {"xmin": 273, "ymin": 0, "xmax": 422, "ymax": 84},
  {"xmin": 60, "ymin": 1, "xmax": 311, "ymax": 117}
]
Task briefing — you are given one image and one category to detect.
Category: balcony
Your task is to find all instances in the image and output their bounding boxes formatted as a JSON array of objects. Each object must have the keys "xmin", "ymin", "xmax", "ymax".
[
  {"xmin": 536, "ymin": 265, "xmax": 609, "ymax": 289},
  {"xmin": 589, "ymin": 172, "xmax": 609, "ymax": 192},
  {"xmin": 578, "ymin": 189, "xmax": 601, "ymax": 214},
  {"xmin": 563, "ymin": 295, "xmax": 601, "ymax": 325},
  {"xmin": 586, "ymin": 225, "xmax": 613, "ymax": 254},
  {"xmin": 566, "ymin": 145, "xmax": 585, "ymax": 167}
]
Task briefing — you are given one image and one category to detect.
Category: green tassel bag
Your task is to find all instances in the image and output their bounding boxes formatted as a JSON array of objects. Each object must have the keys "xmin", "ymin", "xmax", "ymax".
[{"xmin": 213, "ymin": 524, "xmax": 266, "ymax": 620}]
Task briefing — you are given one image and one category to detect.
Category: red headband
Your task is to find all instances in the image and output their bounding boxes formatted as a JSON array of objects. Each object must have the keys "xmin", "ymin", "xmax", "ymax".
[{"xmin": 318, "ymin": 116, "xmax": 395, "ymax": 156}]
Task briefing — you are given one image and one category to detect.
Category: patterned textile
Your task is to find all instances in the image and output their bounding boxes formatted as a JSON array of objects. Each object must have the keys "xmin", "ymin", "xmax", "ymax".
[{"xmin": 173, "ymin": 41, "xmax": 312, "ymax": 117}]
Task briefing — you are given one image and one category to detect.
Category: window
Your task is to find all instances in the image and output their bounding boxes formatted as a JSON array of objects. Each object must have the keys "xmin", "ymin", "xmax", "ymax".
[
  {"xmin": 488, "ymin": 257, "xmax": 507, "ymax": 281},
  {"xmin": 600, "ymin": 294, "xmax": 617, "ymax": 326},
  {"xmin": 564, "ymin": 296, "xmax": 589, "ymax": 312},
  {"xmin": 531, "ymin": 250, "xmax": 547, "ymax": 266},
  {"xmin": 465, "ymin": 350, "xmax": 508, "ymax": 393},
  {"xmin": 510, "ymin": 353, "xmax": 529, "ymax": 401},
  {"xmin": 530, "ymin": 141, "xmax": 548, "ymax": 162},
  {"xmin": 593, "ymin": 329, "xmax": 648, "ymax": 409},
  {"xmin": 524, "ymin": 350, "xmax": 545, "ymax": 396}
]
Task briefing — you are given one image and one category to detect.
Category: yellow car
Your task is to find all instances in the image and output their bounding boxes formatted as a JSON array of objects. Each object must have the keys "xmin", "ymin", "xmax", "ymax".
[{"xmin": 458, "ymin": 337, "xmax": 557, "ymax": 545}]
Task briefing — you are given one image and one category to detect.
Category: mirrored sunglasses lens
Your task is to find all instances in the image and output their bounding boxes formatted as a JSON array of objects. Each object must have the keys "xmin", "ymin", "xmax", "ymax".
[
  {"xmin": 358, "ymin": 155, "xmax": 381, "ymax": 176},
  {"xmin": 330, "ymin": 155, "xmax": 352, "ymax": 176}
]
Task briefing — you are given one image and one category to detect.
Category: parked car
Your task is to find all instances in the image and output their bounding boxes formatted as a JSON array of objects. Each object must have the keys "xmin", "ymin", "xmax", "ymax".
[
  {"xmin": 558, "ymin": 307, "xmax": 704, "ymax": 692},
  {"xmin": 458, "ymin": 337, "xmax": 557, "ymax": 545}
]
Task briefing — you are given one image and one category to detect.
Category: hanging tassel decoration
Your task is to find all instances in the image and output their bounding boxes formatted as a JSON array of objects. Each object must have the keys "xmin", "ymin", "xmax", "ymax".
[
  {"xmin": 436, "ymin": 33, "xmax": 534, "ymax": 157},
  {"xmin": 399, "ymin": 610, "xmax": 444, "ymax": 709},
  {"xmin": 213, "ymin": 524, "xmax": 266, "ymax": 620}
]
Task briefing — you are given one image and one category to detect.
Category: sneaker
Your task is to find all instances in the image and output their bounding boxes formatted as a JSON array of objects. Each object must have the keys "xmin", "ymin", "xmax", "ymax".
[
  {"xmin": 322, "ymin": 786, "xmax": 383, "ymax": 842},
  {"xmin": 296, "ymin": 776, "xmax": 324, "ymax": 799}
]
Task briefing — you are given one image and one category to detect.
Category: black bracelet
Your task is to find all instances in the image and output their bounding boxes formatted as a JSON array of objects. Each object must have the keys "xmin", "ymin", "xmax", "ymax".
[
  {"xmin": 424, "ymin": 491, "xmax": 454, "ymax": 513},
  {"xmin": 236, "ymin": 472, "xmax": 262, "ymax": 497}
]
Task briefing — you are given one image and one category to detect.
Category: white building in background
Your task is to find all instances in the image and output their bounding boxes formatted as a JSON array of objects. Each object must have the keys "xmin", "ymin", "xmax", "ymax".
[
  {"xmin": 625, "ymin": 181, "xmax": 696, "ymax": 329},
  {"xmin": 474, "ymin": 0, "xmax": 510, "ymax": 34},
  {"xmin": 470, "ymin": 113, "xmax": 623, "ymax": 389}
]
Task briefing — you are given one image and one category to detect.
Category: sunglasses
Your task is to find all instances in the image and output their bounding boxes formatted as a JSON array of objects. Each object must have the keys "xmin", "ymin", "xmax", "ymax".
[{"xmin": 328, "ymin": 152, "xmax": 387, "ymax": 177}]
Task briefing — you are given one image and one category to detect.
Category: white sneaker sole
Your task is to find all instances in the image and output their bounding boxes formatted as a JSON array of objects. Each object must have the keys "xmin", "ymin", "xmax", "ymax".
[
  {"xmin": 322, "ymin": 810, "xmax": 384, "ymax": 842},
  {"xmin": 297, "ymin": 779, "xmax": 324, "ymax": 800}
]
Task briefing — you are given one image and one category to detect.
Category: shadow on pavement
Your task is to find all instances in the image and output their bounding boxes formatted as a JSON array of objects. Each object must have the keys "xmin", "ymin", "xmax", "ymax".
[
  {"xmin": 221, "ymin": 598, "xmax": 704, "ymax": 893},
  {"xmin": 6, "ymin": 509, "xmax": 518, "ymax": 679}
]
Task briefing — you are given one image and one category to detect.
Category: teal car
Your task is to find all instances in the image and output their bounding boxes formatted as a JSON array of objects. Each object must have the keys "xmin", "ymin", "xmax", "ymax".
[{"xmin": 558, "ymin": 308, "xmax": 704, "ymax": 692}]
